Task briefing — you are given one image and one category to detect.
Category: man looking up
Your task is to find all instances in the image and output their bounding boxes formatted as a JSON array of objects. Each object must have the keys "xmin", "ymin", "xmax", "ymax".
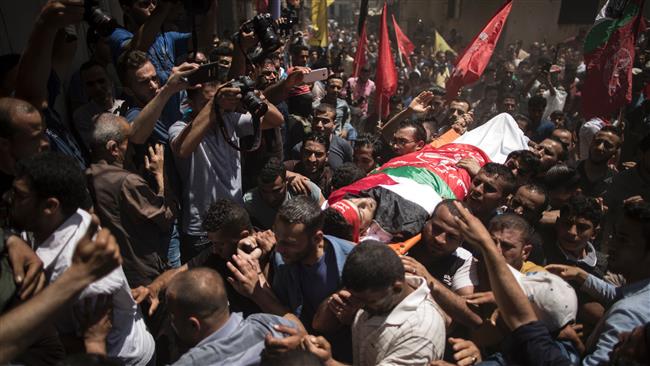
[
  {"xmin": 464, "ymin": 163, "xmax": 517, "ymax": 224},
  {"xmin": 318, "ymin": 74, "xmax": 354, "ymax": 141},
  {"xmin": 576, "ymin": 125, "xmax": 622, "ymax": 198}
]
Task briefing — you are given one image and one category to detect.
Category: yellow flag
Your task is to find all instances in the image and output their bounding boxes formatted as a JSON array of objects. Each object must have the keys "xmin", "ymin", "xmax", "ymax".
[
  {"xmin": 310, "ymin": 0, "xmax": 329, "ymax": 47},
  {"xmin": 434, "ymin": 30, "xmax": 456, "ymax": 55}
]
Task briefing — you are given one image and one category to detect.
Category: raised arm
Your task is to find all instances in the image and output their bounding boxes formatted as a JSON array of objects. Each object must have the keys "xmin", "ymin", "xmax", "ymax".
[
  {"xmin": 0, "ymin": 226, "xmax": 121, "ymax": 363},
  {"xmin": 129, "ymin": 0, "xmax": 174, "ymax": 53},
  {"xmin": 452, "ymin": 201, "xmax": 538, "ymax": 331},
  {"xmin": 380, "ymin": 91, "xmax": 433, "ymax": 142},
  {"xmin": 15, "ymin": 1, "xmax": 83, "ymax": 109},
  {"xmin": 263, "ymin": 67, "xmax": 310, "ymax": 105},
  {"xmin": 129, "ymin": 63, "xmax": 197, "ymax": 144}
]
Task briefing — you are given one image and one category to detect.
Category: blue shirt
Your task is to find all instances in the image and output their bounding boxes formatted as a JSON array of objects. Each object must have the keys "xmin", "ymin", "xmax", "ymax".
[
  {"xmin": 108, "ymin": 28, "xmax": 190, "ymax": 128},
  {"xmin": 272, "ymin": 235, "xmax": 355, "ymax": 322},
  {"xmin": 172, "ymin": 312, "xmax": 294, "ymax": 366},
  {"xmin": 581, "ymin": 276, "xmax": 650, "ymax": 365},
  {"xmin": 532, "ymin": 119, "xmax": 555, "ymax": 143},
  {"xmin": 298, "ymin": 243, "xmax": 340, "ymax": 328}
]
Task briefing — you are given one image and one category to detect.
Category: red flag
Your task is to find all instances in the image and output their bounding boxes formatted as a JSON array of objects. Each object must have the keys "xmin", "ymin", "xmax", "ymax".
[
  {"xmin": 582, "ymin": 0, "xmax": 645, "ymax": 119},
  {"xmin": 353, "ymin": 21, "xmax": 368, "ymax": 77},
  {"xmin": 392, "ymin": 15, "xmax": 415, "ymax": 68},
  {"xmin": 375, "ymin": 2, "xmax": 398, "ymax": 118},
  {"xmin": 445, "ymin": 0, "xmax": 513, "ymax": 100}
]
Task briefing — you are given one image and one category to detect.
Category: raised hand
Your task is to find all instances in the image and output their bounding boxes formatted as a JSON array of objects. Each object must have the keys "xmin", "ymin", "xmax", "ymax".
[
  {"xmin": 144, "ymin": 144, "xmax": 165, "ymax": 177},
  {"xmin": 408, "ymin": 91, "xmax": 434, "ymax": 114},
  {"xmin": 167, "ymin": 62, "xmax": 200, "ymax": 92},
  {"xmin": 451, "ymin": 201, "xmax": 493, "ymax": 250},
  {"xmin": 38, "ymin": 1, "xmax": 84, "ymax": 29},
  {"xmin": 226, "ymin": 250, "xmax": 264, "ymax": 297}
]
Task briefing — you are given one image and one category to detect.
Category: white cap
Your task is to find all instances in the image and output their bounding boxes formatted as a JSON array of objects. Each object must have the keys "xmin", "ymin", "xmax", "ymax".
[{"xmin": 520, "ymin": 271, "xmax": 578, "ymax": 332}]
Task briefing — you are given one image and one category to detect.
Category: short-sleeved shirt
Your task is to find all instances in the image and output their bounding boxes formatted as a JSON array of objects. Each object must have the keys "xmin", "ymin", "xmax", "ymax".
[
  {"xmin": 292, "ymin": 134, "xmax": 353, "ymax": 170},
  {"xmin": 172, "ymin": 312, "xmax": 294, "ymax": 366},
  {"xmin": 108, "ymin": 28, "xmax": 191, "ymax": 127},
  {"xmin": 352, "ymin": 276, "xmax": 446, "ymax": 365},
  {"xmin": 169, "ymin": 113, "xmax": 254, "ymax": 236},
  {"xmin": 243, "ymin": 182, "xmax": 322, "ymax": 230},
  {"xmin": 186, "ymin": 246, "xmax": 260, "ymax": 316},
  {"xmin": 36, "ymin": 209, "xmax": 154, "ymax": 365},
  {"xmin": 419, "ymin": 247, "xmax": 479, "ymax": 292}
]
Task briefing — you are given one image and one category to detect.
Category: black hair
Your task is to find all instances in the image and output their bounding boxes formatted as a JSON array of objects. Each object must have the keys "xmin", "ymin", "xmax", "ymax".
[
  {"xmin": 302, "ymin": 131, "xmax": 330, "ymax": 151},
  {"xmin": 559, "ymin": 195, "xmax": 603, "ymax": 227},
  {"xmin": 623, "ymin": 201, "xmax": 650, "ymax": 252},
  {"xmin": 287, "ymin": 92, "xmax": 313, "ymax": 118},
  {"xmin": 488, "ymin": 213, "xmax": 534, "ymax": 244},
  {"xmin": 354, "ymin": 133, "xmax": 382, "ymax": 157},
  {"xmin": 546, "ymin": 136, "xmax": 569, "ymax": 161},
  {"xmin": 116, "ymin": 50, "xmax": 149, "ymax": 84},
  {"xmin": 314, "ymin": 103, "xmax": 336, "ymax": 117},
  {"xmin": 429, "ymin": 85, "xmax": 446, "ymax": 96},
  {"xmin": 322, "ymin": 208, "xmax": 354, "ymax": 241},
  {"xmin": 79, "ymin": 60, "xmax": 107, "ymax": 75},
  {"xmin": 519, "ymin": 183, "xmax": 550, "ymax": 209},
  {"xmin": 342, "ymin": 240, "xmax": 404, "ymax": 292},
  {"xmin": 277, "ymin": 196, "xmax": 324, "ymax": 236},
  {"xmin": 14, "ymin": 152, "xmax": 89, "ymax": 217},
  {"xmin": 481, "ymin": 163, "xmax": 518, "ymax": 195},
  {"xmin": 433, "ymin": 199, "xmax": 470, "ymax": 217},
  {"xmin": 499, "ymin": 92, "xmax": 518, "ymax": 103},
  {"xmin": 397, "ymin": 120, "xmax": 427, "ymax": 144},
  {"xmin": 506, "ymin": 149, "xmax": 541, "ymax": 178},
  {"xmin": 452, "ymin": 98, "xmax": 472, "ymax": 111},
  {"xmin": 528, "ymin": 95, "xmax": 548, "ymax": 109},
  {"xmin": 202, "ymin": 199, "xmax": 253, "ymax": 235},
  {"xmin": 259, "ymin": 157, "xmax": 287, "ymax": 185},
  {"xmin": 543, "ymin": 164, "xmax": 579, "ymax": 191},
  {"xmin": 597, "ymin": 125, "xmax": 623, "ymax": 139},
  {"xmin": 209, "ymin": 45, "xmax": 233, "ymax": 61},
  {"xmin": 0, "ymin": 97, "xmax": 39, "ymax": 138},
  {"xmin": 331, "ymin": 162, "xmax": 365, "ymax": 191}
]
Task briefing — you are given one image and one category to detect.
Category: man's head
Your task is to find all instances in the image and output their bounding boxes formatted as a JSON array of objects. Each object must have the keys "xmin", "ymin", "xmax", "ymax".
[
  {"xmin": 589, "ymin": 125, "xmax": 622, "ymax": 164},
  {"xmin": 499, "ymin": 93, "xmax": 518, "ymax": 115},
  {"xmin": 80, "ymin": 61, "xmax": 114, "ymax": 108},
  {"xmin": 257, "ymin": 157, "xmax": 288, "ymax": 209},
  {"xmin": 117, "ymin": 50, "xmax": 159, "ymax": 106},
  {"xmin": 549, "ymin": 111, "xmax": 566, "ymax": 128},
  {"xmin": 513, "ymin": 113, "xmax": 532, "ymax": 137},
  {"xmin": 465, "ymin": 163, "xmax": 517, "ymax": 220},
  {"xmin": 506, "ymin": 184, "xmax": 548, "ymax": 225},
  {"xmin": 166, "ymin": 268, "xmax": 230, "ymax": 348},
  {"xmin": 9, "ymin": 152, "xmax": 88, "ymax": 234},
  {"xmin": 342, "ymin": 240, "xmax": 406, "ymax": 316},
  {"xmin": 551, "ymin": 128, "xmax": 574, "ymax": 152},
  {"xmin": 555, "ymin": 195, "xmax": 602, "ymax": 256},
  {"xmin": 209, "ymin": 46, "xmax": 233, "ymax": 83},
  {"xmin": 488, "ymin": 213, "xmax": 534, "ymax": 270},
  {"xmin": 290, "ymin": 44, "xmax": 309, "ymax": 67},
  {"xmin": 534, "ymin": 137, "xmax": 567, "ymax": 172},
  {"xmin": 187, "ymin": 82, "xmax": 219, "ymax": 113},
  {"xmin": 543, "ymin": 164, "xmax": 581, "ymax": 209},
  {"xmin": 202, "ymin": 199, "xmax": 252, "ymax": 260},
  {"xmin": 311, "ymin": 103, "xmax": 336, "ymax": 136},
  {"xmin": 300, "ymin": 132, "xmax": 329, "ymax": 176},
  {"xmin": 91, "ymin": 113, "xmax": 131, "ymax": 163},
  {"xmin": 358, "ymin": 65, "xmax": 371, "ymax": 83},
  {"xmin": 119, "ymin": 0, "xmax": 156, "ymax": 27},
  {"xmin": 421, "ymin": 200, "xmax": 468, "ymax": 258},
  {"xmin": 255, "ymin": 59, "xmax": 278, "ymax": 89},
  {"xmin": 391, "ymin": 120, "xmax": 427, "ymax": 156},
  {"xmin": 331, "ymin": 162, "xmax": 364, "ymax": 192},
  {"xmin": 527, "ymin": 95, "xmax": 547, "ymax": 125},
  {"xmin": 608, "ymin": 201, "xmax": 650, "ymax": 280},
  {"xmin": 326, "ymin": 75, "xmax": 343, "ymax": 99},
  {"xmin": 446, "ymin": 99, "xmax": 471, "ymax": 125},
  {"xmin": 505, "ymin": 149, "xmax": 541, "ymax": 185},
  {"xmin": 274, "ymin": 196, "xmax": 324, "ymax": 264},
  {"xmin": 353, "ymin": 134, "xmax": 380, "ymax": 175},
  {"xmin": 0, "ymin": 98, "xmax": 49, "ymax": 174}
]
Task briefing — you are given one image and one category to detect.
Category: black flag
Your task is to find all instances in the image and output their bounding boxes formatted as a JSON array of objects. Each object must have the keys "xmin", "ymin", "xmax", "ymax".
[{"xmin": 358, "ymin": 0, "xmax": 369, "ymax": 35}]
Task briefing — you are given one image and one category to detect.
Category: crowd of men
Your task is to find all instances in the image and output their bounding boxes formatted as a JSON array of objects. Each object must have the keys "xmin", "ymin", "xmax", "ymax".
[{"xmin": 0, "ymin": 0, "xmax": 649, "ymax": 365}]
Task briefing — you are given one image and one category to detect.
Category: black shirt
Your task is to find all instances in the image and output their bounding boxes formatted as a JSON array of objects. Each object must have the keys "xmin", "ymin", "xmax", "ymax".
[{"xmin": 186, "ymin": 245, "xmax": 261, "ymax": 317}]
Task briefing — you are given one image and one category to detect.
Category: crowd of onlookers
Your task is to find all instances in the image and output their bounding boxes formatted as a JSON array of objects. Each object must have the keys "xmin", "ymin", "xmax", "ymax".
[{"xmin": 0, "ymin": 0, "xmax": 649, "ymax": 365}]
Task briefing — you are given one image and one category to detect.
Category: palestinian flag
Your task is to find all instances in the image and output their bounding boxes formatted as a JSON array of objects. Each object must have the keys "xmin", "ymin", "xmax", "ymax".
[
  {"xmin": 329, "ymin": 143, "xmax": 491, "ymax": 215},
  {"xmin": 582, "ymin": 0, "xmax": 645, "ymax": 119}
]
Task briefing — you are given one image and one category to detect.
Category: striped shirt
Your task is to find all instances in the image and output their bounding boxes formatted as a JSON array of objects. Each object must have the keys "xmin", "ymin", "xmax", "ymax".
[{"xmin": 352, "ymin": 276, "xmax": 446, "ymax": 366}]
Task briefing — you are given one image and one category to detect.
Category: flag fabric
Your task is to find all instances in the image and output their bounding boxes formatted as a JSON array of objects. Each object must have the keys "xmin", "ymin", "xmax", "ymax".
[
  {"xmin": 445, "ymin": 0, "xmax": 513, "ymax": 100},
  {"xmin": 353, "ymin": 21, "xmax": 368, "ymax": 77},
  {"xmin": 358, "ymin": 0, "xmax": 369, "ymax": 35},
  {"xmin": 392, "ymin": 15, "xmax": 416, "ymax": 68},
  {"xmin": 309, "ymin": 0, "xmax": 329, "ymax": 47},
  {"xmin": 375, "ymin": 2, "xmax": 398, "ymax": 117},
  {"xmin": 582, "ymin": 0, "xmax": 645, "ymax": 119},
  {"xmin": 434, "ymin": 30, "xmax": 457, "ymax": 56}
]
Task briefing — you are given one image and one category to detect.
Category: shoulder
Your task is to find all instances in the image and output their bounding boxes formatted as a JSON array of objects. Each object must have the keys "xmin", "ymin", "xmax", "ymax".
[
  {"xmin": 247, "ymin": 313, "xmax": 295, "ymax": 331},
  {"xmin": 453, "ymin": 247, "xmax": 474, "ymax": 261},
  {"xmin": 325, "ymin": 235, "xmax": 356, "ymax": 253},
  {"xmin": 169, "ymin": 120, "xmax": 188, "ymax": 136}
]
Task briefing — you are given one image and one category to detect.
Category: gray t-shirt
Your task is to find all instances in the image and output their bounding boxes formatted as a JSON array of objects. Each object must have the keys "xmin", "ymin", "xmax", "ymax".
[
  {"xmin": 169, "ymin": 112, "xmax": 253, "ymax": 236},
  {"xmin": 172, "ymin": 312, "xmax": 294, "ymax": 366},
  {"xmin": 243, "ymin": 182, "xmax": 322, "ymax": 229}
]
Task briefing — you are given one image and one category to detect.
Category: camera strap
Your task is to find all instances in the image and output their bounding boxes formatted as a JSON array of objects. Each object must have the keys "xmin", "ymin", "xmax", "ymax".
[{"xmin": 214, "ymin": 100, "xmax": 263, "ymax": 153}]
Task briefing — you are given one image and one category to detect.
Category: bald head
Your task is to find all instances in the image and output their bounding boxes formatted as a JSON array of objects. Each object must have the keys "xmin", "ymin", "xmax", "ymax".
[
  {"xmin": 166, "ymin": 268, "xmax": 229, "ymax": 320},
  {"xmin": 0, "ymin": 97, "xmax": 40, "ymax": 138}
]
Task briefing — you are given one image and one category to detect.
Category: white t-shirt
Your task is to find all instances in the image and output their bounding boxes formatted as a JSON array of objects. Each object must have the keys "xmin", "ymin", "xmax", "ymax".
[
  {"xmin": 36, "ymin": 209, "xmax": 154, "ymax": 366},
  {"xmin": 449, "ymin": 247, "xmax": 479, "ymax": 292}
]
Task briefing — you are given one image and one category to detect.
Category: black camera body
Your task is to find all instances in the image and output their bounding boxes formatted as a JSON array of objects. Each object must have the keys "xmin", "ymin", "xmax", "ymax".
[
  {"xmin": 233, "ymin": 13, "xmax": 283, "ymax": 64},
  {"xmin": 230, "ymin": 76, "xmax": 268, "ymax": 119},
  {"xmin": 84, "ymin": 0, "xmax": 119, "ymax": 37}
]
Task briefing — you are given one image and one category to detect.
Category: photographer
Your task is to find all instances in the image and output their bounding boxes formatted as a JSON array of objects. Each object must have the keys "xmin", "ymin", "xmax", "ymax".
[
  {"xmin": 107, "ymin": 0, "xmax": 217, "ymax": 125},
  {"xmin": 169, "ymin": 78, "xmax": 283, "ymax": 262}
]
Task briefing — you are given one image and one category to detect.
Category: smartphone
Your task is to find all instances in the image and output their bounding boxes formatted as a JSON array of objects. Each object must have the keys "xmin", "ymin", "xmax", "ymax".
[
  {"xmin": 302, "ymin": 68, "xmax": 328, "ymax": 83},
  {"xmin": 186, "ymin": 62, "xmax": 221, "ymax": 85}
]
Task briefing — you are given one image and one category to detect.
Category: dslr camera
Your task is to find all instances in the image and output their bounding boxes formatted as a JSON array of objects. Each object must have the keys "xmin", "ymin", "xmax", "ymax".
[
  {"xmin": 229, "ymin": 76, "xmax": 268, "ymax": 118},
  {"xmin": 84, "ymin": 0, "xmax": 120, "ymax": 37},
  {"xmin": 233, "ymin": 13, "xmax": 284, "ymax": 63}
]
